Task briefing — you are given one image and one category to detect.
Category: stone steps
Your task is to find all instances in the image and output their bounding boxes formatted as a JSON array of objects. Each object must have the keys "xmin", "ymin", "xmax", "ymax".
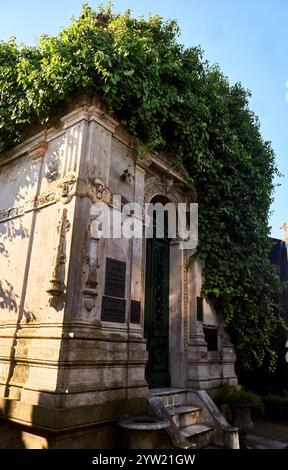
[
  {"xmin": 149, "ymin": 388, "xmax": 187, "ymax": 408},
  {"xmin": 180, "ymin": 424, "xmax": 214, "ymax": 448},
  {"xmin": 149, "ymin": 388, "xmax": 215, "ymax": 449},
  {"xmin": 168, "ymin": 405, "xmax": 201, "ymax": 427}
]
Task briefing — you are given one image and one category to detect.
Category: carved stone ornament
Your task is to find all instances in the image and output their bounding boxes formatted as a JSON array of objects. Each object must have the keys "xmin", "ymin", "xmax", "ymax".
[
  {"xmin": 57, "ymin": 173, "xmax": 78, "ymax": 204},
  {"xmin": 83, "ymin": 296, "xmax": 96, "ymax": 312},
  {"xmin": 0, "ymin": 174, "xmax": 112, "ymax": 225},
  {"xmin": 78, "ymin": 176, "xmax": 112, "ymax": 205},
  {"xmin": 144, "ymin": 177, "xmax": 178, "ymax": 204},
  {"xmin": 45, "ymin": 155, "xmax": 61, "ymax": 182},
  {"xmin": 46, "ymin": 208, "xmax": 71, "ymax": 300},
  {"xmin": 82, "ymin": 213, "xmax": 103, "ymax": 311}
]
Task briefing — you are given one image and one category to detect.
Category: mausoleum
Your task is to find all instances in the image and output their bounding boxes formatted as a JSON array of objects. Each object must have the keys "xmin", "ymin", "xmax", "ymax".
[{"xmin": 0, "ymin": 100, "xmax": 238, "ymax": 448}]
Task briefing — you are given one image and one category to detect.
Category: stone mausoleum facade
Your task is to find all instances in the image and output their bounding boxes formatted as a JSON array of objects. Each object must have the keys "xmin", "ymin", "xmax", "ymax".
[{"xmin": 0, "ymin": 101, "xmax": 237, "ymax": 448}]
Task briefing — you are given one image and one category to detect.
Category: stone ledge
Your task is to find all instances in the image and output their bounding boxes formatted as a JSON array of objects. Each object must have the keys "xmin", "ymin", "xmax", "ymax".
[
  {"xmin": 0, "ymin": 395, "xmax": 148, "ymax": 433},
  {"xmin": 0, "ymin": 323, "xmax": 147, "ymax": 342},
  {"xmin": 0, "ymin": 419, "xmax": 119, "ymax": 449}
]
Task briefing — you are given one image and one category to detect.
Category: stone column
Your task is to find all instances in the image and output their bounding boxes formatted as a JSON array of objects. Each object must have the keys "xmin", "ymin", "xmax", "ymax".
[
  {"xmin": 219, "ymin": 322, "xmax": 238, "ymax": 386},
  {"xmin": 169, "ymin": 242, "xmax": 186, "ymax": 388},
  {"xmin": 186, "ymin": 258, "xmax": 209, "ymax": 389}
]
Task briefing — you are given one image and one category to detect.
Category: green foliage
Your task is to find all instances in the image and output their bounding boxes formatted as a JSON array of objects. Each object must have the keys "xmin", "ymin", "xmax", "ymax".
[
  {"xmin": 214, "ymin": 383, "xmax": 264, "ymax": 418},
  {"xmin": 262, "ymin": 394, "xmax": 288, "ymax": 422},
  {"xmin": 0, "ymin": 4, "xmax": 282, "ymax": 369}
]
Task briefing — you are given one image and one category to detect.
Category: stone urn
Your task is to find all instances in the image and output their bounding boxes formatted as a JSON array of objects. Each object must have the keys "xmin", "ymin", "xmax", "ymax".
[
  {"xmin": 117, "ymin": 415, "xmax": 170, "ymax": 449},
  {"xmin": 231, "ymin": 403, "xmax": 254, "ymax": 449}
]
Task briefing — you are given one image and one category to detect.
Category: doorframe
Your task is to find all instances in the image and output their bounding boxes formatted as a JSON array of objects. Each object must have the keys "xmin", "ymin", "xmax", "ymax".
[
  {"xmin": 142, "ymin": 189, "xmax": 186, "ymax": 389},
  {"xmin": 169, "ymin": 240, "xmax": 186, "ymax": 388},
  {"xmin": 144, "ymin": 233, "xmax": 170, "ymax": 388}
]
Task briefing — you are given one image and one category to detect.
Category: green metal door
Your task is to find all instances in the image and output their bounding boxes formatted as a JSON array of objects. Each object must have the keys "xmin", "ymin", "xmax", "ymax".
[{"xmin": 144, "ymin": 236, "xmax": 170, "ymax": 388}]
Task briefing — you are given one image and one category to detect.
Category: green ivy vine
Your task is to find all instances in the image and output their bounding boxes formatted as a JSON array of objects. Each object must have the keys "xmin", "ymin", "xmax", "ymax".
[{"xmin": 0, "ymin": 4, "xmax": 282, "ymax": 370}]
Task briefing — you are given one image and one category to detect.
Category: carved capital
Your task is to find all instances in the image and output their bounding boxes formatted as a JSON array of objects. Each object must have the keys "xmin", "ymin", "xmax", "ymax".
[
  {"xmin": 144, "ymin": 177, "xmax": 178, "ymax": 204},
  {"xmin": 57, "ymin": 172, "xmax": 77, "ymax": 203},
  {"xmin": 83, "ymin": 289, "xmax": 98, "ymax": 312},
  {"xmin": 28, "ymin": 141, "xmax": 48, "ymax": 163},
  {"xmin": 78, "ymin": 176, "xmax": 112, "ymax": 204}
]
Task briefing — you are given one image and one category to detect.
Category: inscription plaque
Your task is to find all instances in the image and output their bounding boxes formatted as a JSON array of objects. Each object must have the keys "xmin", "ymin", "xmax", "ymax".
[
  {"xmin": 101, "ymin": 296, "xmax": 126, "ymax": 323},
  {"xmin": 130, "ymin": 300, "xmax": 141, "ymax": 324},
  {"xmin": 105, "ymin": 258, "xmax": 126, "ymax": 298}
]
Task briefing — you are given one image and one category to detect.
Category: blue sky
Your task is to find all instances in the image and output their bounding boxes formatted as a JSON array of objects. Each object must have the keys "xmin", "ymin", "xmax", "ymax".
[{"xmin": 0, "ymin": 1, "xmax": 287, "ymax": 238}]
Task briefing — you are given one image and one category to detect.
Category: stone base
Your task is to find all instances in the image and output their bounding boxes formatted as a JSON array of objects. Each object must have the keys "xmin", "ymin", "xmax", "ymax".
[
  {"xmin": 0, "ymin": 419, "xmax": 118, "ymax": 449},
  {"xmin": 0, "ymin": 397, "xmax": 149, "ymax": 449}
]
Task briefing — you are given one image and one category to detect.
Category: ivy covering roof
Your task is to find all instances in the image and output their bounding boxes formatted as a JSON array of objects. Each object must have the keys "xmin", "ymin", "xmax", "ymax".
[{"xmin": 0, "ymin": 4, "xmax": 282, "ymax": 370}]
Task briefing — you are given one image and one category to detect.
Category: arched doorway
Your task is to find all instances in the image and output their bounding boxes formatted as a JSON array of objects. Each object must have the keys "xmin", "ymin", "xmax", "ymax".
[{"xmin": 144, "ymin": 196, "xmax": 171, "ymax": 388}]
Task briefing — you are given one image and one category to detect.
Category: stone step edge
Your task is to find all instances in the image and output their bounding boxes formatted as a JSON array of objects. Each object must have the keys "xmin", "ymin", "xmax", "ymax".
[
  {"xmin": 148, "ymin": 388, "xmax": 188, "ymax": 397},
  {"xmin": 167, "ymin": 406, "xmax": 201, "ymax": 416},
  {"xmin": 181, "ymin": 425, "xmax": 214, "ymax": 439}
]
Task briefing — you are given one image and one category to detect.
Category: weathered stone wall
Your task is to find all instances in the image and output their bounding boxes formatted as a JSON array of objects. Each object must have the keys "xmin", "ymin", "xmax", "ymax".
[
  {"xmin": 0, "ymin": 107, "xmax": 148, "ymax": 421},
  {"xmin": 0, "ymin": 104, "xmax": 237, "ymax": 447}
]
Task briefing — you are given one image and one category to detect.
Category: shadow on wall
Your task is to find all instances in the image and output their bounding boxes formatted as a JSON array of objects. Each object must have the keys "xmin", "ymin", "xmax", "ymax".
[
  {"xmin": 0, "ymin": 277, "xmax": 36, "ymax": 400},
  {"xmin": 0, "ymin": 128, "xmax": 70, "ymax": 448},
  {"xmin": 0, "ymin": 161, "xmax": 40, "ymax": 400},
  {"xmin": 0, "ymin": 400, "xmax": 26, "ymax": 448},
  {"xmin": 0, "ymin": 280, "xmax": 18, "ymax": 313},
  {"xmin": 0, "ymin": 153, "xmax": 40, "ymax": 209},
  {"xmin": 0, "ymin": 279, "xmax": 36, "ymax": 322}
]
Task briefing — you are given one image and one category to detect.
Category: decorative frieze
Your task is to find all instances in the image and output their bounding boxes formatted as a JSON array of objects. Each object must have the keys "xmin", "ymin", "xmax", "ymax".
[
  {"xmin": 0, "ymin": 174, "xmax": 112, "ymax": 224},
  {"xmin": 144, "ymin": 177, "xmax": 178, "ymax": 204},
  {"xmin": 0, "ymin": 173, "xmax": 76, "ymax": 224},
  {"xmin": 58, "ymin": 173, "xmax": 78, "ymax": 203},
  {"xmin": 78, "ymin": 176, "xmax": 112, "ymax": 205}
]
